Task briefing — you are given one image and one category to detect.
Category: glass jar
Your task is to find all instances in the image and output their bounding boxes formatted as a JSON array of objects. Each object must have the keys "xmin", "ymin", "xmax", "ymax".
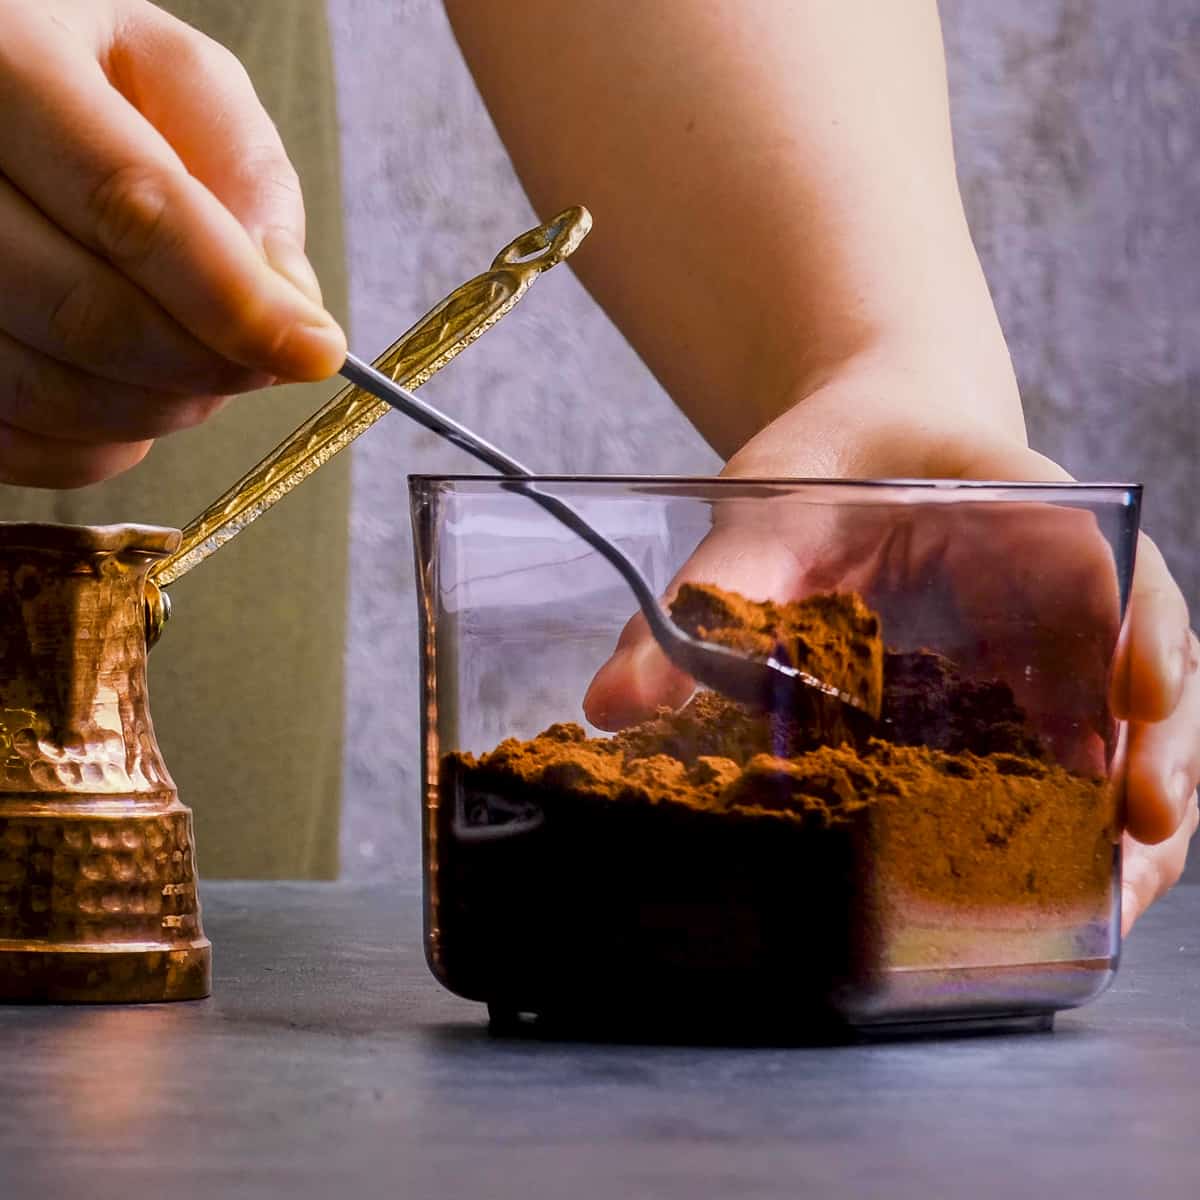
[{"xmin": 409, "ymin": 476, "xmax": 1140, "ymax": 1037}]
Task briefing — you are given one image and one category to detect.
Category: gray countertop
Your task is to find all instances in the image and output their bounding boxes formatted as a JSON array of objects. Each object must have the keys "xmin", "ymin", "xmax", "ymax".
[{"xmin": 2, "ymin": 881, "xmax": 1199, "ymax": 1199}]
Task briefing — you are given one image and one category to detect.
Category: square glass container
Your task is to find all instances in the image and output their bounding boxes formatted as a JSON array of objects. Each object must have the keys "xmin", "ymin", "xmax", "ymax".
[{"xmin": 409, "ymin": 476, "xmax": 1140, "ymax": 1036}]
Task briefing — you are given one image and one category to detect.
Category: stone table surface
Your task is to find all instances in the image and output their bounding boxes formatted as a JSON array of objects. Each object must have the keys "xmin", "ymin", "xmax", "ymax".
[{"xmin": 2, "ymin": 882, "xmax": 1199, "ymax": 1199}]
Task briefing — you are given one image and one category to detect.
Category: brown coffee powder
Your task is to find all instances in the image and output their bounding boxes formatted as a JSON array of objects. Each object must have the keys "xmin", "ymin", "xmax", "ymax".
[
  {"xmin": 432, "ymin": 586, "xmax": 1116, "ymax": 1026},
  {"xmin": 670, "ymin": 583, "xmax": 885, "ymax": 717}
]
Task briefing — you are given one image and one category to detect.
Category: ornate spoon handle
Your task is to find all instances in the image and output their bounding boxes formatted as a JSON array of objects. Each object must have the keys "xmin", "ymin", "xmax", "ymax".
[{"xmin": 148, "ymin": 206, "xmax": 591, "ymax": 592}]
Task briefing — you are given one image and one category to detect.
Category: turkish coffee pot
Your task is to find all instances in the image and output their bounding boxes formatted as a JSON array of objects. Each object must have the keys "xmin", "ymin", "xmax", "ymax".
[{"xmin": 0, "ymin": 209, "xmax": 590, "ymax": 1002}]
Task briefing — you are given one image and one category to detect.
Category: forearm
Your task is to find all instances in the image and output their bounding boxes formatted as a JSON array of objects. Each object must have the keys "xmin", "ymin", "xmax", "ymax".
[{"xmin": 445, "ymin": 0, "xmax": 1023, "ymax": 458}]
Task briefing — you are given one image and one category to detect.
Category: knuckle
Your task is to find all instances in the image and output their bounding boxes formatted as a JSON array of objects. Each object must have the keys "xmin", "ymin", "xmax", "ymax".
[
  {"xmin": 235, "ymin": 144, "xmax": 305, "ymax": 231},
  {"xmin": 87, "ymin": 161, "xmax": 181, "ymax": 268},
  {"xmin": 252, "ymin": 158, "xmax": 303, "ymax": 210},
  {"xmin": 241, "ymin": 140, "xmax": 300, "ymax": 191}
]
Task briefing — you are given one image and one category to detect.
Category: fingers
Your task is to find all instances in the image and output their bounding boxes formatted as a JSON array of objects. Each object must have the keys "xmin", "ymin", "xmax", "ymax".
[
  {"xmin": 1123, "ymin": 633, "xmax": 1200, "ymax": 844},
  {"xmin": 0, "ymin": 329, "xmax": 230, "ymax": 446},
  {"xmin": 582, "ymin": 426, "xmax": 1069, "ymax": 732},
  {"xmin": 0, "ymin": 175, "xmax": 269, "ymax": 396},
  {"xmin": 582, "ymin": 513, "xmax": 812, "ymax": 729},
  {"xmin": 583, "ymin": 614, "xmax": 695, "ymax": 731},
  {"xmin": 1121, "ymin": 798, "xmax": 1199, "ymax": 936},
  {"xmin": 0, "ymin": 417, "xmax": 151, "ymax": 490},
  {"xmin": 0, "ymin": 5, "xmax": 344, "ymax": 381},
  {"xmin": 940, "ymin": 502, "xmax": 1121, "ymax": 772},
  {"xmin": 1111, "ymin": 535, "xmax": 1192, "ymax": 724},
  {"xmin": 107, "ymin": 5, "xmax": 318, "ymax": 297}
]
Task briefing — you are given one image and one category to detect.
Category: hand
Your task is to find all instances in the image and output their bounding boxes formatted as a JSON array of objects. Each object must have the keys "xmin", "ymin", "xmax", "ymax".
[
  {"xmin": 0, "ymin": 0, "xmax": 346, "ymax": 488},
  {"xmin": 584, "ymin": 359, "xmax": 1199, "ymax": 933}
]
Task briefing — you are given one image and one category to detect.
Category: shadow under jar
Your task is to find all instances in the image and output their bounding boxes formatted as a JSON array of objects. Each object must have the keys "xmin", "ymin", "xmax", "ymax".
[{"xmin": 409, "ymin": 476, "xmax": 1140, "ymax": 1039}]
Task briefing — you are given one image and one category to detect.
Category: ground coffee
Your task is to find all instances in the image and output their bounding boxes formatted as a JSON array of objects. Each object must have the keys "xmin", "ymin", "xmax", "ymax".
[{"xmin": 430, "ymin": 586, "xmax": 1116, "ymax": 1029}]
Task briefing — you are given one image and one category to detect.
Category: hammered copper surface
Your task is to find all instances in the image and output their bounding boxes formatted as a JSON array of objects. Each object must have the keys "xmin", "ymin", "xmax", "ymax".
[{"xmin": 0, "ymin": 523, "xmax": 210, "ymax": 1002}]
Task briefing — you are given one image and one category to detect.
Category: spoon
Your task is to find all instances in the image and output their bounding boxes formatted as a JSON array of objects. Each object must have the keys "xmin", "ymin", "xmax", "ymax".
[{"xmin": 340, "ymin": 353, "xmax": 868, "ymax": 720}]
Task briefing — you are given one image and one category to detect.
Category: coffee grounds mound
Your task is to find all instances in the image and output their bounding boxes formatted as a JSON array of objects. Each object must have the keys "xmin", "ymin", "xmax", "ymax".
[
  {"xmin": 880, "ymin": 648, "xmax": 1044, "ymax": 758},
  {"xmin": 432, "ymin": 586, "xmax": 1116, "ymax": 1028},
  {"xmin": 670, "ymin": 583, "xmax": 885, "ymax": 717}
]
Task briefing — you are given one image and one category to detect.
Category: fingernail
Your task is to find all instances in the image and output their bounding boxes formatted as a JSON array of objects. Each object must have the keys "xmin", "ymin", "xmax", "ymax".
[{"xmin": 262, "ymin": 229, "xmax": 325, "ymax": 308}]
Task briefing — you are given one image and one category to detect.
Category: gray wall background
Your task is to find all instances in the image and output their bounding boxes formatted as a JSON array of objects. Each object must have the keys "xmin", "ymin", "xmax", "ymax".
[{"xmin": 327, "ymin": 0, "xmax": 1199, "ymax": 881}]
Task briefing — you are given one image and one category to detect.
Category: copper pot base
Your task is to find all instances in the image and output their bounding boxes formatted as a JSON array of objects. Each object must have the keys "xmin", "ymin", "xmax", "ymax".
[
  {"xmin": 0, "ymin": 799, "xmax": 212, "ymax": 1004},
  {"xmin": 0, "ymin": 943, "xmax": 210, "ymax": 1003}
]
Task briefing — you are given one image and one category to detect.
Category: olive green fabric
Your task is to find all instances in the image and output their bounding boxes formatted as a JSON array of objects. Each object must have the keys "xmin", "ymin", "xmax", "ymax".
[{"xmin": 0, "ymin": 1, "xmax": 350, "ymax": 878}]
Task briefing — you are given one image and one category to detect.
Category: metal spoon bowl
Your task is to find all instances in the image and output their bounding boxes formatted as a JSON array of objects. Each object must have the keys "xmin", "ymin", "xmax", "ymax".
[{"xmin": 340, "ymin": 353, "xmax": 868, "ymax": 719}]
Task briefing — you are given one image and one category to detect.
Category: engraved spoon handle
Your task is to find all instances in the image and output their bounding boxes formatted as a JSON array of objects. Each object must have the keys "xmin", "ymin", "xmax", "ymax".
[{"xmin": 148, "ymin": 207, "xmax": 591, "ymax": 590}]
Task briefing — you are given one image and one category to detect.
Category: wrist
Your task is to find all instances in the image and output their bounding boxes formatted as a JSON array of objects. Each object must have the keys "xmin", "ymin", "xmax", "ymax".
[
  {"xmin": 724, "ymin": 340, "xmax": 1029, "ymax": 482},
  {"xmin": 731, "ymin": 242, "xmax": 1026, "ymax": 459}
]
